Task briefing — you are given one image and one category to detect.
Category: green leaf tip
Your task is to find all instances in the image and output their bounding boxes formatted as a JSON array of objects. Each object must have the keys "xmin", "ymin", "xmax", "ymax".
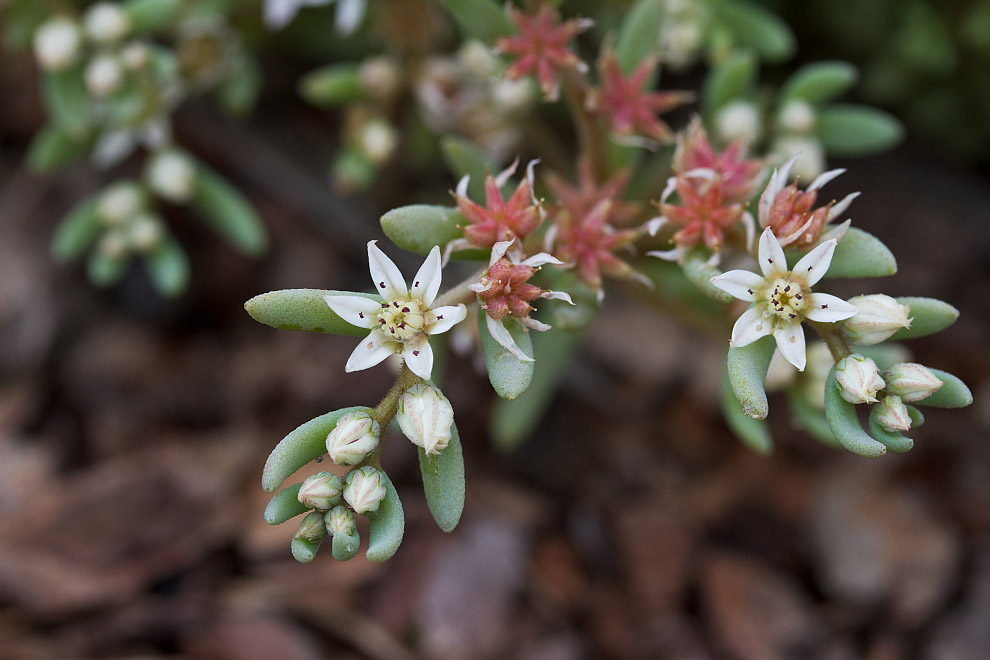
[
  {"xmin": 915, "ymin": 369, "xmax": 972, "ymax": 409},
  {"xmin": 479, "ymin": 310, "xmax": 535, "ymax": 400},
  {"xmin": 726, "ymin": 335, "xmax": 775, "ymax": 419},
  {"xmin": 366, "ymin": 472, "xmax": 404, "ymax": 562},
  {"xmin": 890, "ymin": 297, "xmax": 959, "ymax": 340},
  {"xmin": 720, "ymin": 369, "xmax": 773, "ymax": 454},
  {"xmin": 824, "ymin": 227, "xmax": 897, "ymax": 279},
  {"xmin": 420, "ymin": 423, "xmax": 466, "ymax": 533},
  {"xmin": 264, "ymin": 483, "xmax": 308, "ymax": 525},
  {"xmin": 824, "ymin": 368, "xmax": 887, "ymax": 457},
  {"xmin": 380, "ymin": 205, "xmax": 464, "ymax": 256}
]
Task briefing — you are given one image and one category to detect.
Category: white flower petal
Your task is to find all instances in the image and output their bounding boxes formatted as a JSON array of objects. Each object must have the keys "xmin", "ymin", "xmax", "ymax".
[
  {"xmin": 520, "ymin": 317, "xmax": 551, "ymax": 332},
  {"xmin": 368, "ymin": 240, "xmax": 407, "ymax": 300},
  {"xmin": 758, "ymin": 228, "xmax": 786, "ymax": 277},
  {"xmin": 487, "ymin": 316, "xmax": 534, "ymax": 362},
  {"xmin": 644, "ymin": 215, "xmax": 667, "ymax": 237},
  {"xmin": 807, "ymin": 167, "xmax": 845, "ymax": 192},
  {"xmin": 659, "ymin": 176, "xmax": 678, "ymax": 204},
  {"xmin": 403, "ymin": 340, "xmax": 434, "ymax": 380},
  {"xmin": 430, "ymin": 304, "xmax": 466, "ymax": 334},
  {"xmin": 646, "ymin": 247, "xmax": 686, "ymax": 263},
  {"xmin": 773, "ymin": 321, "xmax": 807, "ymax": 371},
  {"xmin": 820, "ymin": 218, "xmax": 851, "ymax": 244},
  {"xmin": 827, "ymin": 192, "xmax": 859, "ymax": 222},
  {"xmin": 345, "ymin": 330, "xmax": 395, "ymax": 372},
  {"xmin": 442, "ymin": 237, "xmax": 472, "ymax": 267},
  {"xmin": 542, "ymin": 224, "xmax": 558, "ymax": 253},
  {"xmin": 792, "ymin": 238, "xmax": 836, "ymax": 287},
  {"xmin": 521, "ymin": 252, "xmax": 564, "ymax": 267},
  {"xmin": 264, "ymin": 0, "xmax": 302, "ymax": 29},
  {"xmin": 455, "ymin": 174, "xmax": 470, "ymax": 198},
  {"xmin": 777, "ymin": 215, "xmax": 815, "ymax": 246},
  {"xmin": 758, "ymin": 155, "xmax": 796, "ymax": 225},
  {"xmin": 731, "ymin": 306, "xmax": 772, "ymax": 347},
  {"xmin": 742, "ymin": 211, "xmax": 755, "ymax": 251},
  {"xmin": 334, "ymin": 0, "xmax": 365, "ymax": 34},
  {"xmin": 490, "ymin": 240, "xmax": 513, "ymax": 266},
  {"xmin": 805, "ymin": 293, "xmax": 859, "ymax": 322},
  {"xmin": 468, "ymin": 281, "xmax": 492, "ymax": 294},
  {"xmin": 494, "ymin": 157, "xmax": 519, "ymax": 189},
  {"xmin": 541, "ymin": 290, "xmax": 574, "ymax": 304},
  {"xmin": 710, "ymin": 269, "xmax": 763, "ymax": 302},
  {"xmin": 411, "ymin": 245, "xmax": 442, "ymax": 305},
  {"xmin": 525, "ymin": 159, "xmax": 540, "ymax": 204},
  {"xmin": 324, "ymin": 294, "xmax": 380, "ymax": 328}
]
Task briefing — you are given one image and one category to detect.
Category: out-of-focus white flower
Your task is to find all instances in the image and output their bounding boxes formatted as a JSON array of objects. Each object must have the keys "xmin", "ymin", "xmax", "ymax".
[
  {"xmin": 33, "ymin": 18, "xmax": 83, "ymax": 71},
  {"xmin": 397, "ymin": 384, "xmax": 454, "ymax": 455},
  {"xmin": 264, "ymin": 0, "xmax": 366, "ymax": 35},
  {"xmin": 84, "ymin": 3, "xmax": 131, "ymax": 43},
  {"xmin": 842, "ymin": 294, "xmax": 912, "ymax": 345},
  {"xmin": 343, "ymin": 466, "xmax": 387, "ymax": 514},
  {"xmin": 97, "ymin": 230, "xmax": 130, "ymax": 259},
  {"xmin": 358, "ymin": 119, "xmax": 398, "ymax": 165},
  {"xmin": 97, "ymin": 182, "xmax": 145, "ymax": 225},
  {"xmin": 85, "ymin": 53, "xmax": 124, "ymax": 97},
  {"xmin": 715, "ymin": 101, "xmax": 762, "ymax": 145},
  {"xmin": 458, "ymin": 40, "xmax": 498, "ymax": 79},
  {"xmin": 121, "ymin": 42, "xmax": 151, "ymax": 71},
  {"xmin": 325, "ymin": 411, "xmax": 380, "ymax": 465},
  {"xmin": 883, "ymin": 363, "xmax": 943, "ymax": 403},
  {"xmin": 834, "ymin": 354, "xmax": 885, "ymax": 404},
  {"xmin": 710, "ymin": 227, "xmax": 859, "ymax": 371},
  {"xmin": 324, "ymin": 242, "xmax": 467, "ymax": 380},
  {"xmin": 874, "ymin": 394, "xmax": 912, "ymax": 432},
  {"xmin": 127, "ymin": 213, "xmax": 165, "ymax": 252},
  {"xmin": 298, "ymin": 471, "xmax": 344, "ymax": 510},
  {"xmin": 777, "ymin": 99, "xmax": 817, "ymax": 134},
  {"xmin": 359, "ymin": 56, "xmax": 402, "ymax": 100},
  {"xmin": 145, "ymin": 149, "xmax": 196, "ymax": 202},
  {"xmin": 770, "ymin": 135, "xmax": 826, "ymax": 182}
]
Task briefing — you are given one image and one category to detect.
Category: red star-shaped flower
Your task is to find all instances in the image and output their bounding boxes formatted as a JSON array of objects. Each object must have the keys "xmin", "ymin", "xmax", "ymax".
[
  {"xmin": 673, "ymin": 119, "xmax": 764, "ymax": 203},
  {"xmin": 545, "ymin": 159, "xmax": 640, "ymax": 227},
  {"xmin": 451, "ymin": 161, "xmax": 542, "ymax": 250},
  {"xmin": 593, "ymin": 48, "xmax": 691, "ymax": 143},
  {"xmin": 495, "ymin": 5, "xmax": 592, "ymax": 101},
  {"xmin": 655, "ymin": 174, "xmax": 746, "ymax": 254},
  {"xmin": 550, "ymin": 198, "xmax": 642, "ymax": 293}
]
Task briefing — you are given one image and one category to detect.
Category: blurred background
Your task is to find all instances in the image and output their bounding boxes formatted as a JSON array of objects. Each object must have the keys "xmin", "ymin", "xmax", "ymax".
[{"xmin": 1, "ymin": 0, "xmax": 990, "ymax": 658}]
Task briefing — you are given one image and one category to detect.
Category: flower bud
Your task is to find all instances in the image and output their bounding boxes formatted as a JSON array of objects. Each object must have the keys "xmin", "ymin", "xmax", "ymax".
[
  {"xmin": 777, "ymin": 99, "xmax": 817, "ymax": 134},
  {"xmin": 359, "ymin": 56, "xmax": 402, "ymax": 100},
  {"xmin": 883, "ymin": 362, "xmax": 943, "ymax": 403},
  {"xmin": 770, "ymin": 135, "xmax": 825, "ymax": 181},
  {"xmin": 397, "ymin": 384, "xmax": 453, "ymax": 455},
  {"xmin": 324, "ymin": 505, "xmax": 356, "ymax": 536},
  {"xmin": 343, "ymin": 466, "xmax": 387, "ymax": 514},
  {"xmin": 84, "ymin": 3, "xmax": 131, "ymax": 43},
  {"xmin": 145, "ymin": 149, "xmax": 196, "ymax": 202},
  {"xmin": 834, "ymin": 354, "xmax": 885, "ymax": 404},
  {"xmin": 298, "ymin": 471, "xmax": 344, "ymax": 510},
  {"xmin": 97, "ymin": 230, "xmax": 130, "ymax": 259},
  {"xmin": 294, "ymin": 510, "xmax": 328, "ymax": 542},
  {"xmin": 97, "ymin": 182, "xmax": 145, "ymax": 225},
  {"xmin": 33, "ymin": 18, "xmax": 82, "ymax": 71},
  {"xmin": 492, "ymin": 78, "xmax": 533, "ymax": 112},
  {"xmin": 874, "ymin": 395, "xmax": 912, "ymax": 433},
  {"xmin": 326, "ymin": 411, "xmax": 380, "ymax": 465},
  {"xmin": 715, "ymin": 101, "xmax": 762, "ymax": 145},
  {"xmin": 458, "ymin": 40, "xmax": 497, "ymax": 79},
  {"xmin": 85, "ymin": 54, "xmax": 124, "ymax": 97},
  {"xmin": 841, "ymin": 294, "xmax": 912, "ymax": 346},
  {"xmin": 127, "ymin": 213, "xmax": 165, "ymax": 252},
  {"xmin": 121, "ymin": 42, "xmax": 151, "ymax": 71},
  {"xmin": 357, "ymin": 119, "xmax": 398, "ymax": 165}
]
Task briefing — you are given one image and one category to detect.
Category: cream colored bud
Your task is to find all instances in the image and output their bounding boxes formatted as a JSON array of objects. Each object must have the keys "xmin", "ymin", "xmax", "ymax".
[
  {"xmin": 715, "ymin": 101, "xmax": 762, "ymax": 145},
  {"xmin": 294, "ymin": 510, "xmax": 329, "ymax": 542},
  {"xmin": 324, "ymin": 505, "xmax": 356, "ymax": 536},
  {"xmin": 85, "ymin": 54, "xmax": 124, "ymax": 97},
  {"xmin": 397, "ymin": 384, "xmax": 453, "ymax": 455},
  {"xmin": 883, "ymin": 363, "xmax": 943, "ymax": 403},
  {"xmin": 841, "ymin": 294, "xmax": 912, "ymax": 346},
  {"xmin": 874, "ymin": 395, "xmax": 912, "ymax": 433},
  {"xmin": 298, "ymin": 471, "xmax": 344, "ymax": 510},
  {"xmin": 121, "ymin": 42, "xmax": 151, "ymax": 70},
  {"xmin": 127, "ymin": 213, "xmax": 165, "ymax": 252},
  {"xmin": 97, "ymin": 230, "xmax": 130, "ymax": 259},
  {"xmin": 84, "ymin": 3, "xmax": 131, "ymax": 43},
  {"xmin": 326, "ymin": 411, "xmax": 379, "ymax": 465},
  {"xmin": 771, "ymin": 136, "xmax": 825, "ymax": 182},
  {"xmin": 661, "ymin": 21, "xmax": 703, "ymax": 68},
  {"xmin": 343, "ymin": 466, "xmax": 387, "ymax": 514},
  {"xmin": 359, "ymin": 56, "xmax": 401, "ymax": 100},
  {"xmin": 834, "ymin": 354, "xmax": 885, "ymax": 404},
  {"xmin": 34, "ymin": 18, "xmax": 83, "ymax": 71},
  {"xmin": 145, "ymin": 149, "xmax": 196, "ymax": 202},
  {"xmin": 98, "ymin": 182, "xmax": 145, "ymax": 225},
  {"xmin": 777, "ymin": 99, "xmax": 817, "ymax": 134},
  {"xmin": 492, "ymin": 78, "xmax": 533, "ymax": 112},
  {"xmin": 458, "ymin": 40, "xmax": 497, "ymax": 78},
  {"xmin": 358, "ymin": 119, "xmax": 398, "ymax": 165}
]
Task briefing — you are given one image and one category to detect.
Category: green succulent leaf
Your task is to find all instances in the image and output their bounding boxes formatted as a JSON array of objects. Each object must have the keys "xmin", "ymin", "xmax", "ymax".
[
  {"xmin": 785, "ymin": 388, "xmax": 839, "ymax": 447},
  {"xmin": 290, "ymin": 537, "xmax": 322, "ymax": 563},
  {"xmin": 714, "ymin": 0, "xmax": 795, "ymax": 63},
  {"xmin": 331, "ymin": 531, "xmax": 361, "ymax": 561},
  {"xmin": 720, "ymin": 368, "xmax": 773, "ymax": 453},
  {"xmin": 890, "ymin": 297, "xmax": 959, "ymax": 340},
  {"xmin": 727, "ymin": 335, "xmax": 775, "ymax": 419},
  {"xmin": 217, "ymin": 56, "xmax": 262, "ymax": 116},
  {"xmin": 298, "ymin": 63, "xmax": 364, "ymax": 107},
  {"xmin": 41, "ymin": 68, "xmax": 92, "ymax": 137},
  {"xmin": 824, "ymin": 367, "xmax": 887, "ymax": 457},
  {"xmin": 143, "ymin": 235, "xmax": 189, "ymax": 298},
  {"xmin": 262, "ymin": 406, "xmax": 370, "ymax": 492},
  {"xmin": 817, "ymin": 104, "xmax": 904, "ymax": 156},
  {"xmin": 419, "ymin": 422, "xmax": 465, "ymax": 533},
  {"xmin": 123, "ymin": 0, "xmax": 182, "ymax": 33},
  {"xmin": 440, "ymin": 136, "xmax": 493, "ymax": 200},
  {"xmin": 245, "ymin": 289, "xmax": 378, "ymax": 336},
  {"xmin": 615, "ymin": 0, "xmax": 664, "ymax": 73},
  {"xmin": 26, "ymin": 123, "xmax": 89, "ymax": 173},
  {"xmin": 703, "ymin": 49, "xmax": 758, "ymax": 115},
  {"xmin": 914, "ymin": 369, "xmax": 972, "ymax": 408},
  {"xmin": 264, "ymin": 483, "xmax": 308, "ymax": 525},
  {"xmin": 190, "ymin": 161, "xmax": 267, "ymax": 256},
  {"xmin": 824, "ymin": 227, "xmax": 897, "ymax": 279},
  {"xmin": 683, "ymin": 251, "xmax": 735, "ymax": 303},
  {"xmin": 436, "ymin": 0, "xmax": 514, "ymax": 42},
  {"xmin": 366, "ymin": 472, "xmax": 404, "ymax": 562},
  {"xmin": 868, "ymin": 409, "xmax": 914, "ymax": 453},
  {"xmin": 380, "ymin": 205, "xmax": 464, "ymax": 257},
  {"xmin": 780, "ymin": 61, "xmax": 858, "ymax": 105},
  {"xmin": 479, "ymin": 311, "xmax": 535, "ymax": 400},
  {"xmin": 52, "ymin": 196, "xmax": 102, "ymax": 262},
  {"xmin": 87, "ymin": 251, "xmax": 129, "ymax": 287}
]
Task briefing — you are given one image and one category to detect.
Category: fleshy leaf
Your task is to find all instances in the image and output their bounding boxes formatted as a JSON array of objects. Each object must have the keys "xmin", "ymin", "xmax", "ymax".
[
  {"xmin": 143, "ymin": 236, "xmax": 189, "ymax": 298},
  {"xmin": 245, "ymin": 289, "xmax": 378, "ymax": 336},
  {"xmin": 615, "ymin": 0, "xmax": 664, "ymax": 74},
  {"xmin": 190, "ymin": 161, "xmax": 267, "ymax": 256},
  {"xmin": 817, "ymin": 104, "xmax": 904, "ymax": 156},
  {"xmin": 440, "ymin": 136, "xmax": 493, "ymax": 200},
  {"xmin": 366, "ymin": 471, "xmax": 404, "ymax": 562},
  {"xmin": 27, "ymin": 123, "xmax": 89, "ymax": 173},
  {"xmin": 823, "ymin": 227, "xmax": 897, "ymax": 278},
  {"xmin": 914, "ymin": 369, "xmax": 972, "ymax": 408},
  {"xmin": 785, "ymin": 388, "xmax": 840, "ymax": 447},
  {"xmin": 684, "ymin": 251, "xmax": 735, "ymax": 303},
  {"xmin": 868, "ymin": 409, "xmax": 914, "ymax": 453},
  {"xmin": 890, "ymin": 297, "xmax": 958, "ymax": 340},
  {"xmin": 87, "ymin": 251, "xmax": 128, "ymax": 287},
  {"xmin": 264, "ymin": 483, "xmax": 308, "ymax": 525},
  {"xmin": 720, "ymin": 368, "xmax": 772, "ymax": 454},
  {"xmin": 780, "ymin": 61, "xmax": 858, "ymax": 105},
  {"xmin": 380, "ymin": 205, "xmax": 464, "ymax": 256},
  {"xmin": 479, "ymin": 311, "xmax": 535, "ymax": 400},
  {"xmin": 290, "ymin": 537, "xmax": 322, "ymax": 563},
  {"xmin": 702, "ymin": 49, "xmax": 758, "ymax": 115},
  {"xmin": 262, "ymin": 406, "xmax": 370, "ymax": 492},
  {"xmin": 123, "ymin": 0, "xmax": 182, "ymax": 33},
  {"xmin": 727, "ymin": 335, "xmax": 775, "ymax": 419},
  {"xmin": 41, "ymin": 68, "xmax": 91, "ymax": 137},
  {"xmin": 331, "ymin": 531, "xmax": 361, "ymax": 561},
  {"xmin": 715, "ymin": 0, "xmax": 795, "ymax": 63},
  {"xmin": 824, "ymin": 367, "xmax": 887, "ymax": 457},
  {"xmin": 217, "ymin": 56, "xmax": 262, "ymax": 116},
  {"xmin": 419, "ymin": 422, "xmax": 465, "ymax": 533},
  {"xmin": 436, "ymin": 0, "xmax": 514, "ymax": 42},
  {"xmin": 52, "ymin": 196, "xmax": 102, "ymax": 262},
  {"xmin": 298, "ymin": 63, "xmax": 364, "ymax": 107}
]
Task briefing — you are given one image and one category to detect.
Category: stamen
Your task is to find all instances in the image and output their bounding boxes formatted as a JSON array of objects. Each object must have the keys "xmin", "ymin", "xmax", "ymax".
[
  {"xmin": 822, "ymin": 304, "xmax": 828, "ymax": 309},
  {"xmin": 379, "ymin": 282, "xmax": 385, "ymax": 288},
  {"xmin": 358, "ymin": 312, "xmax": 364, "ymax": 319},
  {"xmin": 413, "ymin": 350, "xmax": 420, "ymax": 356},
  {"xmin": 402, "ymin": 307, "xmax": 410, "ymax": 313}
]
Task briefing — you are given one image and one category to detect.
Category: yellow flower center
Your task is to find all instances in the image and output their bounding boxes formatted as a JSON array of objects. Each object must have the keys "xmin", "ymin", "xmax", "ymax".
[
  {"xmin": 377, "ymin": 299, "xmax": 430, "ymax": 341},
  {"xmin": 761, "ymin": 277, "xmax": 810, "ymax": 327}
]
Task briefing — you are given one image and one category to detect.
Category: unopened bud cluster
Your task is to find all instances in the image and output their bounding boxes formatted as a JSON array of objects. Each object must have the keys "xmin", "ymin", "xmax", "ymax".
[
  {"xmin": 95, "ymin": 182, "xmax": 167, "ymax": 258},
  {"xmin": 834, "ymin": 357, "xmax": 944, "ymax": 434}
]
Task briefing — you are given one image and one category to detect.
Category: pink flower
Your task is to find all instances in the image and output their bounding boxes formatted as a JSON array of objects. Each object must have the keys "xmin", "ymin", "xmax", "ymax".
[
  {"xmin": 673, "ymin": 119, "xmax": 763, "ymax": 203},
  {"xmin": 449, "ymin": 160, "xmax": 542, "ymax": 252}
]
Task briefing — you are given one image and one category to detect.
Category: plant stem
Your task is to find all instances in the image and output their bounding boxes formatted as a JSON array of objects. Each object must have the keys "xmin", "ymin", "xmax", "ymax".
[
  {"xmin": 810, "ymin": 320, "xmax": 852, "ymax": 362},
  {"xmin": 361, "ymin": 365, "xmax": 422, "ymax": 468},
  {"xmin": 559, "ymin": 67, "xmax": 610, "ymax": 184},
  {"xmin": 434, "ymin": 265, "xmax": 487, "ymax": 307}
]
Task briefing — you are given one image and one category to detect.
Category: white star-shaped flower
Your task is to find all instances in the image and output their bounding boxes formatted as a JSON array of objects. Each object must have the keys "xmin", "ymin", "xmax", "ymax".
[
  {"xmin": 325, "ymin": 241, "xmax": 467, "ymax": 380},
  {"xmin": 710, "ymin": 227, "xmax": 858, "ymax": 371}
]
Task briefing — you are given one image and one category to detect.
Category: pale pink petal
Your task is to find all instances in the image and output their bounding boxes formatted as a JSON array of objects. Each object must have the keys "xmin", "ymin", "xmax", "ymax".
[
  {"xmin": 487, "ymin": 316, "xmax": 533, "ymax": 362},
  {"xmin": 731, "ymin": 306, "xmax": 772, "ymax": 347},
  {"xmin": 820, "ymin": 218, "xmax": 851, "ymax": 244},
  {"xmin": 827, "ymin": 192, "xmax": 859, "ymax": 222},
  {"xmin": 494, "ymin": 157, "xmax": 519, "ymax": 189},
  {"xmin": 792, "ymin": 238, "xmax": 837, "ymax": 287},
  {"xmin": 659, "ymin": 176, "xmax": 678, "ymax": 204},
  {"xmin": 324, "ymin": 294, "xmax": 380, "ymax": 329},
  {"xmin": 646, "ymin": 247, "xmax": 686, "ymax": 263},
  {"xmin": 455, "ymin": 174, "xmax": 470, "ymax": 198},
  {"xmin": 807, "ymin": 167, "xmax": 845, "ymax": 192},
  {"xmin": 758, "ymin": 228, "xmax": 786, "ymax": 277},
  {"xmin": 442, "ymin": 237, "xmax": 472, "ymax": 266},
  {"xmin": 429, "ymin": 304, "xmax": 466, "ymax": 334},
  {"xmin": 519, "ymin": 316, "xmax": 551, "ymax": 331},
  {"xmin": 540, "ymin": 290, "xmax": 574, "ymax": 304},
  {"xmin": 805, "ymin": 293, "xmax": 859, "ymax": 322},
  {"xmin": 368, "ymin": 240, "xmax": 407, "ymax": 300},
  {"xmin": 758, "ymin": 155, "xmax": 796, "ymax": 225},
  {"xmin": 521, "ymin": 252, "xmax": 564, "ymax": 267},
  {"xmin": 742, "ymin": 211, "xmax": 755, "ymax": 251},
  {"xmin": 644, "ymin": 215, "xmax": 667, "ymax": 236},
  {"xmin": 773, "ymin": 321, "xmax": 807, "ymax": 371},
  {"xmin": 411, "ymin": 246, "xmax": 442, "ymax": 306},
  {"xmin": 345, "ymin": 330, "xmax": 395, "ymax": 372},
  {"xmin": 489, "ymin": 240, "xmax": 513, "ymax": 266},
  {"xmin": 402, "ymin": 340, "xmax": 434, "ymax": 380},
  {"xmin": 710, "ymin": 269, "xmax": 763, "ymax": 302}
]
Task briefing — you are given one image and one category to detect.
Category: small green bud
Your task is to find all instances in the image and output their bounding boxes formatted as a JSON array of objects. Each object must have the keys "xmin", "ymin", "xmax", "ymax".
[
  {"xmin": 97, "ymin": 182, "xmax": 145, "ymax": 225},
  {"xmin": 715, "ymin": 100, "xmax": 761, "ymax": 145},
  {"xmin": 145, "ymin": 149, "xmax": 196, "ymax": 202},
  {"xmin": 343, "ymin": 466, "xmax": 387, "ymax": 514},
  {"xmin": 84, "ymin": 3, "xmax": 131, "ymax": 43},
  {"xmin": 297, "ymin": 471, "xmax": 344, "ymax": 510}
]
